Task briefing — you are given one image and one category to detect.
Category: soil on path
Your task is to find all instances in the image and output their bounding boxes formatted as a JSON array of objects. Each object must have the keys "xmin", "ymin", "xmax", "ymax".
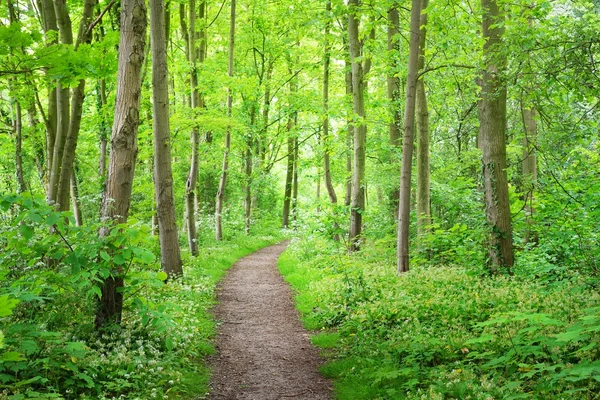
[{"xmin": 208, "ymin": 241, "xmax": 332, "ymax": 400}]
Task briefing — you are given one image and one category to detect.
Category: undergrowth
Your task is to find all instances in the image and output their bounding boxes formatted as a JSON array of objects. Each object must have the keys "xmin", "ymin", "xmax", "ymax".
[
  {"xmin": 279, "ymin": 235, "xmax": 600, "ymax": 399},
  {"xmin": 0, "ymin": 194, "xmax": 284, "ymax": 399}
]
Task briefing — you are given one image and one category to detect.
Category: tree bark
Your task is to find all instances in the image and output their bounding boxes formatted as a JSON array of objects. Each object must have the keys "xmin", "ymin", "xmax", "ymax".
[
  {"xmin": 387, "ymin": 6, "xmax": 402, "ymax": 216},
  {"xmin": 479, "ymin": 0, "xmax": 514, "ymax": 273},
  {"xmin": 416, "ymin": 0, "xmax": 431, "ymax": 237},
  {"xmin": 12, "ymin": 96, "xmax": 26, "ymax": 194},
  {"xmin": 282, "ymin": 123, "xmax": 294, "ymax": 228},
  {"xmin": 97, "ymin": 0, "xmax": 147, "ymax": 329},
  {"xmin": 522, "ymin": 103, "xmax": 538, "ymax": 244},
  {"xmin": 215, "ymin": 0, "xmax": 236, "ymax": 241},
  {"xmin": 150, "ymin": 0, "xmax": 183, "ymax": 277},
  {"xmin": 244, "ymin": 107, "xmax": 256, "ymax": 234},
  {"xmin": 70, "ymin": 171, "xmax": 83, "ymax": 226},
  {"xmin": 184, "ymin": 0, "xmax": 204, "ymax": 255},
  {"xmin": 323, "ymin": 0, "xmax": 337, "ymax": 207},
  {"xmin": 348, "ymin": 0, "xmax": 367, "ymax": 251},
  {"xmin": 397, "ymin": 0, "xmax": 423, "ymax": 273},
  {"xmin": 344, "ymin": 60, "xmax": 352, "ymax": 207},
  {"xmin": 47, "ymin": 0, "xmax": 73, "ymax": 206}
]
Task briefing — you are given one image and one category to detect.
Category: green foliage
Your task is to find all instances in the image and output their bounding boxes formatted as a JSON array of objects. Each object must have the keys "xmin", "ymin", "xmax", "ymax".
[
  {"xmin": 280, "ymin": 235, "xmax": 600, "ymax": 399},
  {"xmin": 0, "ymin": 194, "xmax": 284, "ymax": 398}
]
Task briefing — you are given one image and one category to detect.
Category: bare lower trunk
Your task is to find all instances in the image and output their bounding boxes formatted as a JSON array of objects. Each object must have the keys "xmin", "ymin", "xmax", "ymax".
[
  {"xmin": 387, "ymin": 6, "xmax": 401, "ymax": 216},
  {"xmin": 323, "ymin": 0, "xmax": 338, "ymax": 209},
  {"xmin": 479, "ymin": 0, "xmax": 513, "ymax": 274},
  {"xmin": 344, "ymin": 60, "xmax": 352, "ymax": 207},
  {"xmin": 416, "ymin": 79, "xmax": 431, "ymax": 235},
  {"xmin": 282, "ymin": 128, "xmax": 294, "ymax": 228},
  {"xmin": 70, "ymin": 172, "xmax": 83, "ymax": 226},
  {"xmin": 215, "ymin": 130, "xmax": 230, "ymax": 240},
  {"xmin": 150, "ymin": 0, "xmax": 183, "ymax": 277},
  {"xmin": 397, "ymin": 0, "xmax": 423, "ymax": 273},
  {"xmin": 522, "ymin": 105, "xmax": 538, "ymax": 244},
  {"xmin": 56, "ymin": 0, "xmax": 96, "ymax": 212},
  {"xmin": 348, "ymin": 0, "xmax": 366, "ymax": 251},
  {"xmin": 215, "ymin": 0, "xmax": 235, "ymax": 241},
  {"xmin": 184, "ymin": 0, "xmax": 203, "ymax": 255},
  {"xmin": 13, "ymin": 99, "xmax": 26, "ymax": 194},
  {"xmin": 96, "ymin": 0, "xmax": 147, "ymax": 329},
  {"xmin": 292, "ymin": 135, "xmax": 299, "ymax": 225},
  {"xmin": 415, "ymin": 0, "xmax": 431, "ymax": 237}
]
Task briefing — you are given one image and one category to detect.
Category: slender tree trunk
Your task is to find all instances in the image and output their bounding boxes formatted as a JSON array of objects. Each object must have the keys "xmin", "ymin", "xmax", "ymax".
[
  {"xmin": 56, "ymin": 0, "xmax": 96, "ymax": 213},
  {"xmin": 244, "ymin": 108, "xmax": 255, "ymax": 234},
  {"xmin": 13, "ymin": 98, "xmax": 26, "ymax": 194},
  {"xmin": 98, "ymin": 79, "xmax": 108, "ymax": 182},
  {"xmin": 47, "ymin": 0, "xmax": 73, "ymax": 206},
  {"xmin": 7, "ymin": 2, "xmax": 25, "ymax": 194},
  {"xmin": 292, "ymin": 134, "xmax": 299, "ymax": 225},
  {"xmin": 387, "ymin": 6, "xmax": 401, "ymax": 215},
  {"xmin": 38, "ymin": 0, "xmax": 58, "ymax": 195},
  {"xmin": 282, "ymin": 124, "xmax": 294, "ymax": 228},
  {"xmin": 416, "ymin": 0, "xmax": 431, "ymax": 236},
  {"xmin": 522, "ymin": 103, "xmax": 538, "ymax": 244},
  {"xmin": 348, "ymin": 0, "xmax": 367, "ymax": 251},
  {"xmin": 70, "ymin": 171, "xmax": 83, "ymax": 226},
  {"xmin": 150, "ymin": 0, "xmax": 183, "ymax": 277},
  {"xmin": 184, "ymin": 0, "xmax": 203, "ymax": 255},
  {"xmin": 323, "ymin": 0, "xmax": 337, "ymax": 206},
  {"xmin": 479, "ymin": 0, "xmax": 514, "ymax": 273},
  {"xmin": 387, "ymin": 7, "xmax": 402, "ymax": 148},
  {"xmin": 96, "ymin": 0, "xmax": 147, "ymax": 329},
  {"xmin": 215, "ymin": 0, "xmax": 236, "ymax": 241},
  {"xmin": 397, "ymin": 0, "xmax": 423, "ymax": 273},
  {"xmin": 344, "ymin": 62, "xmax": 352, "ymax": 207}
]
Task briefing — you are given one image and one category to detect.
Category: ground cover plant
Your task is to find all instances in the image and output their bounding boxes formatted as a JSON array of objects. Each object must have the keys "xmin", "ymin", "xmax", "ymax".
[
  {"xmin": 0, "ymin": 194, "xmax": 283, "ymax": 399},
  {"xmin": 280, "ymin": 233, "xmax": 600, "ymax": 399}
]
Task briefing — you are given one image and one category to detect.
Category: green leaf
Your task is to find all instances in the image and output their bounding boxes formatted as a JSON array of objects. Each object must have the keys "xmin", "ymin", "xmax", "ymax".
[
  {"xmin": 0, "ymin": 295, "xmax": 20, "ymax": 317},
  {"xmin": 18, "ymin": 224, "xmax": 33, "ymax": 240},
  {"xmin": 114, "ymin": 253, "xmax": 126, "ymax": 265},
  {"xmin": 1, "ymin": 351, "xmax": 25, "ymax": 362},
  {"xmin": 138, "ymin": 249, "xmax": 155, "ymax": 264},
  {"xmin": 156, "ymin": 271, "xmax": 168, "ymax": 281},
  {"xmin": 99, "ymin": 251, "xmax": 110, "ymax": 261},
  {"xmin": 45, "ymin": 213, "xmax": 60, "ymax": 226}
]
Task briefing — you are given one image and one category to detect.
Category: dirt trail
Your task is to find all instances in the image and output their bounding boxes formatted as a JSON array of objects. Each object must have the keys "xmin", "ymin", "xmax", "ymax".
[{"xmin": 208, "ymin": 241, "xmax": 332, "ymax": 400}]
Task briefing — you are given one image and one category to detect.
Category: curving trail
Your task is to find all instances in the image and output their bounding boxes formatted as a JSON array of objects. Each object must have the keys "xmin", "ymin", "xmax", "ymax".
[{"xmin": 208, "ymin": 241, "xmax": 332, "ymax": 400}]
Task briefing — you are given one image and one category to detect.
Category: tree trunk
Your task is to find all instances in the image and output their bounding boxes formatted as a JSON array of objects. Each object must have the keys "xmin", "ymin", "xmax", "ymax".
[
  {"xmin": 387, "ymin": 6, "xmax": 401, "ymax": 216},
  {"xmin": 348, "ymin": 0, "xmax": 367, "ymax": 251},
  {"xmin": 344, "ymin": 62, "xmax": 352, "ymax": 207},
  {"xmin": 70, "ymin": 171, "xmax": 83, "ymax": 226},
  {"xmin": 416, "ymin": 0, "xmax": 431, "ymax": 237},
  {"xmin": 96, "ymin": 0, "xmax": 147, "ymax": 329},
  {"xmin": 292, "ymin": 134, "xmax": 299, "ymax": 225},
  {"xmin": 38, "ymin": 0, "xmax": 58, "ymax": 195},
  {"xmin": 13, "ymin": 98, "xmax": 26, "ymax": 194},
  {"xmin": 184, "ymin": 0, "xmax": 203, "ymax": 255},
  {"xmin": 479, "ymin": 0, "xmax": 514, "ymax": 274},
  {"xmin": 47, "ymin": 0, "xmax": 73, "ymax": 206},
  {"xmin": 215, "ymin": 0, "xmax": 236, "ymax": 241},
  {"xmin": 323, "ymin": 0, "xmax": 337, "ymax": 207},
  {"xmin": 282, "ymin": 127, "xmax": 294, "ymax": 228},
  {"xmin": 397, "ymin": 0, "xmax": 423, "ymax": 273},
  {"xmin": 244, "ymin": 107, "xmax": 255, "ymax": 234},
  {"xmin": 98, "ymin": 79, "xmax": 108, "ymax": 183},
  {"xmin": 522, "ymin": 104, "xmax": 538, "ymax": 244},
  {"xmin": 150, "ymin": 0, "xmax": 183, "ymax": 277}
]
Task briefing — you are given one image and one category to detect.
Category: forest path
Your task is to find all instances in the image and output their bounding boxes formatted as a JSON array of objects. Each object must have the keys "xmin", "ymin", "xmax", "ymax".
[{"xmin": 207, "ymin": 241, "xmax": 332, "ymax": 400}]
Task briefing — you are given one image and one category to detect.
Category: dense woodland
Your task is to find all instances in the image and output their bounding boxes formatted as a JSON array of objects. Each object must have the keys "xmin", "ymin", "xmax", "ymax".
[{"xmin": 0, "ymin": 0, "xmax": 599, "ymax": 398}]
